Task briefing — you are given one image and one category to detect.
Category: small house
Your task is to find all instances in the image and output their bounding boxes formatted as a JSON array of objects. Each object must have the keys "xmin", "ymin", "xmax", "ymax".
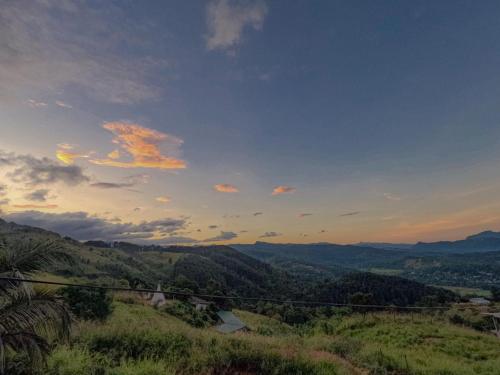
[
  {"xmin": 469, "ymin": 297, "xmax": 491, "ymax": 305},
  {"xmin": 189, "ymin": 296, "xmax": 212, "ymax": 311},
  {"xmin": 215, "ymin": 310, "xmax": 248, "ymax": 334}
]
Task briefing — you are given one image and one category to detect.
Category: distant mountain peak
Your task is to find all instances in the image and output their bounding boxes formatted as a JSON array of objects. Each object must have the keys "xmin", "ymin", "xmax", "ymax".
[{"xmin": 466, "ymin": 230, "xmax": 500, "ymax": 240}]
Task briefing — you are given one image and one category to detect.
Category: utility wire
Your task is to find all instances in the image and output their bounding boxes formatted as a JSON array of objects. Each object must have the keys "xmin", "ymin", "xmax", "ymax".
[{"xmin": 0, "ymin": 276, "xmax": 451, "ymax": 310}]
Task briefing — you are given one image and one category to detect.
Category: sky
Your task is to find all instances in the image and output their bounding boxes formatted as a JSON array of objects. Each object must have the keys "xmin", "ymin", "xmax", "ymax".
[{"xmin": 2, "ymin": 0, "xmax": 500, "ymax": 245}]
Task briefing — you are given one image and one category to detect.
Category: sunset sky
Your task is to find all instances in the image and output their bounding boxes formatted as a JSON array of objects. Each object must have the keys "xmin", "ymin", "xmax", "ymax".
[{"xmin": 2, "ymin": 0, "xmax": 500, "ymax": 245}]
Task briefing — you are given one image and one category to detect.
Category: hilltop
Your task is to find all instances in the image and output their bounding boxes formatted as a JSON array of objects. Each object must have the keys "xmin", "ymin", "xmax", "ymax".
[
  {"xmin": 233, "ymin": 234, "xmax": 500, "ymax": 290},
  {"xmin": 0, "ymin": 218, "xmax": 457, "ymax": 310}
]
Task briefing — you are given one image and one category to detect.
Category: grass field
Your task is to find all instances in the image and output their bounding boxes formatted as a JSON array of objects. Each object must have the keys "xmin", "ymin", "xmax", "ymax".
[
  {"xmin": 45, "ymin": 296, "xmax": 500, "ymax": 375},
  {"xmin": 436, "ymin": 285, "xmax": 492, "ymax": 298}
]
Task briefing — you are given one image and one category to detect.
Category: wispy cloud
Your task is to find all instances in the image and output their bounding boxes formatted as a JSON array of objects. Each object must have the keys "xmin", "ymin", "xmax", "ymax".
[
  {"xmin": 90, "ymin": 182, "xmax": 133, "ymax": 189},
  {"xmin": 383, "ymin": 193, "xmax": 401, "ymax": 201},
  {"xmin": 340, "ymin": 211, "xmax": 360, "ymax": 217},
  {"xmin": 90, "ymin": 122, "xmax": 186, "ymax": 170},
  {"xmin": 214, "ymin": 183, "xmax": 239, "ymax": 193},
  {"xmin": 27, "ymin": 99, "xmax": 48, "ymax": 108},
  {"xmin": 259, "ymin": 231, "xmax": 281, "ymax": 238},
  {"xmin": 156, "ymin": 196, "xmax": 171, "ymax": 204},
  {"xmin": 24, "ymin": 189, "xmax": 50, "ymax": 202},
  {"xmin": 203, "ymin": 231, "xmax": 238, "ymax": 242},
  {"xmin": 206, "ymin": 0, "xmax": 268, "ymax": 52},
  {"xmin": 0, "ymin": 1, "xmax": 164, "ymax": 104},
  {"xmin": 298, "ymin": 213, "xmax": 313, "ymax": 218},
  {"xmin": 56, "ymin": 144, "xmax": 92, "ymax": 165},
  {"xmin": 0, "ymin": 184, "xmax": 7, "ymax": 197},
  {"xmin": 272, "ymin": 185, "xmax": 296, "ymax": 195},
  {"xmin": 13, "ymin": 204, "xmax": 58, "ymax": 209},
  {"xmin": 55, "ymin": 100, "xmax": 72, "ymax": 109},
  {"xmin": 90, "ymin": 174, "xmax": 149, "ymax": 190}
]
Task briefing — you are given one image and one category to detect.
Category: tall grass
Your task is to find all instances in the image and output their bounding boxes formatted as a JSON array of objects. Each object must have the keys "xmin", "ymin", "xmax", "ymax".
[{"xmin": 47, "ymin": 301, "xmax": 500, "ymax": 375}]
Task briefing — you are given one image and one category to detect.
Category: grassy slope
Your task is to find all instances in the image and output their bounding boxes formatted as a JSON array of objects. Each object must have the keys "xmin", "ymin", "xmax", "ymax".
[
  {"xmin": 47, "ymin": 299, "xmax": 500, "ymax": 375},
  {"xmin": 329, "ymin": 313, "xmax": 500, "ymax": 375},
  {"xmin": 48, "ymin": 300, "xmax": 346, "ymax": 375}
]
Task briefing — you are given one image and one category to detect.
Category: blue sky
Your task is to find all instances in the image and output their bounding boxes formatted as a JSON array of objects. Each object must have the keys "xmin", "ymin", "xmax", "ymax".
[{"xmin": 1, "ymin": 0, "xmax": 500, "ymax": 244}]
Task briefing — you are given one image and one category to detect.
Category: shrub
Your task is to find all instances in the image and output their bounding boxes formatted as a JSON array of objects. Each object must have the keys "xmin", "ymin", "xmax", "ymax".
[
  {"xmin": 163, "ymin": 301, "xmax": 218, "ymax": 328},
  {"xmin": 62, "ymin": 286, "xmax": 113, "ymax": 321},
  {"xmin": 46, "ymin": 347, "xmax": 109, "ymax": 375}
]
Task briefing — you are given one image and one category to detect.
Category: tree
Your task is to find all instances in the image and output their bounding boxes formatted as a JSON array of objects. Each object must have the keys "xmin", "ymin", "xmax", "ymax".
[
  {"xmin": 62, "ymin": 287, "xmax": 112, "ymax": 321},
  {"xmin": 0, "ymin": 239, "xmax": 72, "ymax": 374},
  {"xmin": 491, "ymin": 286, "xmax": 500, "ymax": 302}
]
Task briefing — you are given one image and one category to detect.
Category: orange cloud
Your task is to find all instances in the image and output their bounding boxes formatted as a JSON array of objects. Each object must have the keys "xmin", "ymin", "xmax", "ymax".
[
  {"xmin": 56, "ymin": 144, "xmax": 91, "ymax": 165},
  {"xmin": 214, "ymin": 184, "xmax": 239, "ymax": 193},
  {"xmin": 272, "ymin": 185, "xmax": 296, "ymax": 195},
  {"xmin": 107, "ymin": 149, "xmax": 120, "ymax": 159},
  {"xmin": 91, "ymin": 122, "xmax": 186, "ymax": 169},
  {"xmin": 156, "ymin": 196, "xmax": 171, "ymax": 203},
  {"xmin": 13, "ymin": 204, "xmax": 58, "ymax": 209},
  {"xmin": 56, "ymin": 150, "xmax": 85, "ymax": 164}
]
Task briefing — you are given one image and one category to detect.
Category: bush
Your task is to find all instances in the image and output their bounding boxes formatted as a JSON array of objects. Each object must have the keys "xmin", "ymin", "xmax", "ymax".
[
  {"xmin": 47, "ymin": 347, "xmax": 109, "ymax": 375},
  {"xmin": 62, "ymin": 286, "xmax": 113, "ymax": 321},
  {"xmin": 163, "ymin": 301, "xmax": 218, "ymax": 328}
]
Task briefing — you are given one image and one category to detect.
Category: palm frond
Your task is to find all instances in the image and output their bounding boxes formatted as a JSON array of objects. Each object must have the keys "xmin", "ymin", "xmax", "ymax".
[
  {"xmin": 0, "ymin": 290, "xmax": 71, "ymax": 341},
  {"xmin": 0, "ymin": 239, "xmax": 73, "ymax": 276}
]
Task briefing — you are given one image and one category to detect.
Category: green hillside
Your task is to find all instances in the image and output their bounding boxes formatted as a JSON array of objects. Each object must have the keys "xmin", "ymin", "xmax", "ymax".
[
  {"xmin": 45, "ymin": 298, "xmax": 500, "ymax": 375},
  {"xmin": 0, "ymin": 218, "xmax": 457, "ymax": 311}
]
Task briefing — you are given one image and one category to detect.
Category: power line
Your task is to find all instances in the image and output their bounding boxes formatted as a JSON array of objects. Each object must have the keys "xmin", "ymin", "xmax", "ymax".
[{"xmin": 0, "ymin": 276, "xmax": 450, "ymax": 310}]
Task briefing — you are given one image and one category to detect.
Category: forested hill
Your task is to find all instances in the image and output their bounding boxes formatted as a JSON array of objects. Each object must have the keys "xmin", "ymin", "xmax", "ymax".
[
  {"xmin": 0, "ymin": 218, "xmax": 457, "ymax": 307},
  {"xmin": 233, "ymin": 241, "xmax": 410, "ymax": 268}
]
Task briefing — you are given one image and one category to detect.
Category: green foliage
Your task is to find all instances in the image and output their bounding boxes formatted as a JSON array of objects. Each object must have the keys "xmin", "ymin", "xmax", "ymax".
[
  {"xmin": 446, "ymin": 308, "xmax": 494, "ymax": 332},
  {"xmin": 0, "ymin": 239, "xmax": 72, "ymax": 374},
  {"xmin": 62, "ymin": 287, "xmax": 113, "ymax": 321},
  {"xmin": 84, "ymin": 330, "xmax": 191, "ymax": 363},
  {"xmin": 491, "ymin": 286, "xmax": 500, "ymax": 302},
  {"xmin": 162, "ymin": 301, "xmax": 218, "ymax": 328},
  {"xmin": 324, "ymin": 336, "xmax": 361, "ymax": 359}
]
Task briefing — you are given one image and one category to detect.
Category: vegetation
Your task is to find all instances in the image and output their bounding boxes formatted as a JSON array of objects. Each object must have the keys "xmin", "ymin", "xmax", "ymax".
[
  {"xmin": 61, "ymin": 287, "xmax": 113, "ymax": 321},
  {"xmin": 0, "ymin": 240, "xmax": 72, "ymax": 374},
  {"xmin": 43, "ymin": 299, "xmax": 500, "ymax": 375},
  {"xmin": 1, "ymin": 219, "xmax": 499, "ymax": 374}
]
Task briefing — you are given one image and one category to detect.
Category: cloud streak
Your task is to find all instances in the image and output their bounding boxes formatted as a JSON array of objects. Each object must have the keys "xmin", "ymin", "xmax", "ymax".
[
  {"xmin": 383, "ymin": 193, "xmax": 401, "ymax": 201},
  {"xmin": 156, "ymin": 196, "xmax": 171, "ymax": 204},
  {"xmin": 214, "ymin": 183, "xmax": 239, "ymax": 193},
  {"xmin": 12, "ymin": 204, "xmax": 58, "ymax": 209},
  {"xmin": 298, "ymin": 213, "xmax": 313, "ymax": 218},
  {"xmin": 90, "ymin": 122, "xmax": 186, "ymax": 170},
  {"xmin": 259, "ymin": 231, "xmax": 281, "ymax": 238},
  {"xmin": 0, "ymin": 1, "xmax": 164, "ymax": 104},
  {"xmin": 206, "ymin": 0, "xmax": 268, "ymax": 52},
  {"xmin": 272, "ymin": 185, "xmax": 296, "ymax": 195},
  {"xmin": 203, "ymin": 230, "xmax": 238, "ymax": 242},
  {"xmin": 340, "ymin": 211, "xmax": 360, "ymax": 217}
]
